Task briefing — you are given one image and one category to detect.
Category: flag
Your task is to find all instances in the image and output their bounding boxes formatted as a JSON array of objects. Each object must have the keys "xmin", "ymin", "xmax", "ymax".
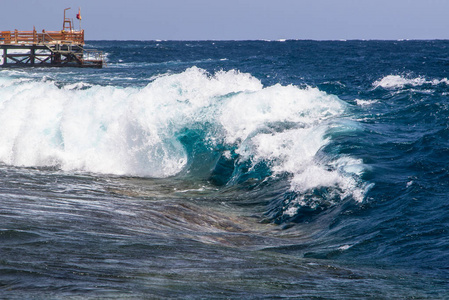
[{"xmin": 76, "ymin": 8, "xmax": 82, "ymax": 20}]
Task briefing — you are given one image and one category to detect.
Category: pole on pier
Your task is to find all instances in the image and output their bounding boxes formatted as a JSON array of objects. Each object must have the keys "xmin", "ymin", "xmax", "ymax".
[
  {"xmin": 63, "ymin": 8, "xmax": 72, "ymax": 32},
  {"xmin": 76, "ymin": 7, "xmax": 82, "ymax": 31}
]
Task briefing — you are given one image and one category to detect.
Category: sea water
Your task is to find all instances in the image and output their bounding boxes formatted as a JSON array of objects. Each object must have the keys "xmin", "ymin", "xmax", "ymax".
[{"xmin": 1, "ymin": 40, "xmax": 449, "ymax": 298}]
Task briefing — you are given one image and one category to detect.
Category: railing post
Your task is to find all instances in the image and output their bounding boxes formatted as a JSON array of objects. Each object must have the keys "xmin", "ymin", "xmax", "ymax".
[
  {"xmin": 14, "ymin": 29, "xmax": 18, "ymax": 44},
  {"xmin": 6, "ymin": 31, "xmax": 11, "ymax": 44}
]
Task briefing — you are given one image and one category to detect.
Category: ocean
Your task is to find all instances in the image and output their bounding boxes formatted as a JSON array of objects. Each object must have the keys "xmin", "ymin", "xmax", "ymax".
[{"xmin": 1, "ymin": 40, "xmax": 449, "ymax": 298}]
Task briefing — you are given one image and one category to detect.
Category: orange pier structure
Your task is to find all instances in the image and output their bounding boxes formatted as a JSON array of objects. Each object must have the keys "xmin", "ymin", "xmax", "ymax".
[{"xmin": 0, "ymin": 8, "xmax": 104, "ymax": 68}]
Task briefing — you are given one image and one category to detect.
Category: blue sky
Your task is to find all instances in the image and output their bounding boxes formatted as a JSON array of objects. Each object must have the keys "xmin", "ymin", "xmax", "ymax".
[{"xmin": 2, "ymin": 0, "xmax": 449, "ymax": 40}]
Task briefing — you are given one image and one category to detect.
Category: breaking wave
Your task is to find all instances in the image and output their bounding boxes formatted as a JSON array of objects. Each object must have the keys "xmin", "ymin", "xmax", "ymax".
[{"xmin": 0, "ymin": 67, "xmax": 368, "ymax": 221}]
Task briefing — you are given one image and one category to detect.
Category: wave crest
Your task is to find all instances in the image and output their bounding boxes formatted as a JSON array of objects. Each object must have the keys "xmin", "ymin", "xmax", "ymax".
[{"xmin": 0, "ymin": 67, "xmax": 368, "ymax": 219}]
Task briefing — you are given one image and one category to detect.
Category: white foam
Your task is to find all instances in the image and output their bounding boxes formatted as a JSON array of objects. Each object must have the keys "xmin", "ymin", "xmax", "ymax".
[
  {"xmin": 63, "ymin": 82, "xmax": 93, "ymax": 90},
  {"xmin": 218, "ymin": 81, "xmax": 366, "ymax": 207},
  {"xmin": 0, "ymin": 67, "xmax": 261, "ymax": 177},
  {"xmin": 338, "ymin": 244, "xmax": 352, "ymax": 251},
  {"xmin": 355, "ymin": 99, "xmax": 378, "ymax": 106},
  {"xmin": 0, "ymin": 67, "xmax": 367, "ymax": 206},
  {"xmin": 373, "ymin": 75, "xmax": 449, "ymax": 89}
]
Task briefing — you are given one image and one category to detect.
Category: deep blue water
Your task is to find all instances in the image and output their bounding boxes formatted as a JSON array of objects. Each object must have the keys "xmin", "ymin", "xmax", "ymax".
[{"xmin": 1, "ymin": 40, "xmax": 449, "ymax": 298}]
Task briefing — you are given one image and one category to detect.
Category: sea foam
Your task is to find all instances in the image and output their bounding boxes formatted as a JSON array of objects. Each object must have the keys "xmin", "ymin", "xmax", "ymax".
[
  {"xmin": 0, "ymin": 67, "xmax": 366, "ymax": 208},
  {"xmin": 373, "ymin": 75, "xmax": 449, "ymax": 89}
]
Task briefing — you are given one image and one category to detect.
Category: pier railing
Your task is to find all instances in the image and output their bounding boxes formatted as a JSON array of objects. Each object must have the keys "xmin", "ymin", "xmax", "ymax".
[{"xmin": 0, "ymin": 29, "xmax": 84, "ymax": 45}]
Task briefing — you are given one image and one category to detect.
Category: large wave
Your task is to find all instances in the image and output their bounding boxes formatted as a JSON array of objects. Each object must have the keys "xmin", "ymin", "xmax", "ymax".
[{"xmin": 0, "ymin": 67, "xmax": 367, "ymax": 221}]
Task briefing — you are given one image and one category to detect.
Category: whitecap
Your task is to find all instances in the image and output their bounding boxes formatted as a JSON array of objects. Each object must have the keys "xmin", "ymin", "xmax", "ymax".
[
  {"xmin": 355, "ymin": 99, "xmax": 378, "ymax": 106},
  {"xmin": 373, "ymin": 75, "xmax": 449, "ymax": 89}
]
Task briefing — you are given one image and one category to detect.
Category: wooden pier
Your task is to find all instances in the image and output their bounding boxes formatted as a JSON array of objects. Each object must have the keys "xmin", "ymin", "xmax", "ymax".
[{"xmin": 0, "ymin": 8, "xmax": 104, "ymax": 68}]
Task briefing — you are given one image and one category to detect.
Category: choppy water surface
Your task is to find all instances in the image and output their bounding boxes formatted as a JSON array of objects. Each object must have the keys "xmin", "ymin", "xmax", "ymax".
[{"xmin": 1, "ymin": 40, "xmax": 449, "ymax": 298}]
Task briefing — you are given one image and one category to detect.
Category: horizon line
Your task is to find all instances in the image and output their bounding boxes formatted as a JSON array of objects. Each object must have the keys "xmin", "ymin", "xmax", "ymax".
[{"xmin": 84, "ymin": 38, "xmax": 449, "ymax": 42}]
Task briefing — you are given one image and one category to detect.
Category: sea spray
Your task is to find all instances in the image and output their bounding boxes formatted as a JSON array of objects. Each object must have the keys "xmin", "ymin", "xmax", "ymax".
[{"xmin": 0, "ymin": 67, "xmax": 367, "ymax": 218}]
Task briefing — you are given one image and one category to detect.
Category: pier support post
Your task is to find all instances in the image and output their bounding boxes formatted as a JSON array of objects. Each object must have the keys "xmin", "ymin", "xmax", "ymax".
[
  {"xmin": 30, "ymin": 47, "xmax": 35, "ymax": 65},
  {"xmin": 2, "ymin": 48, "xmax": 6, "ymax": 65}
]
